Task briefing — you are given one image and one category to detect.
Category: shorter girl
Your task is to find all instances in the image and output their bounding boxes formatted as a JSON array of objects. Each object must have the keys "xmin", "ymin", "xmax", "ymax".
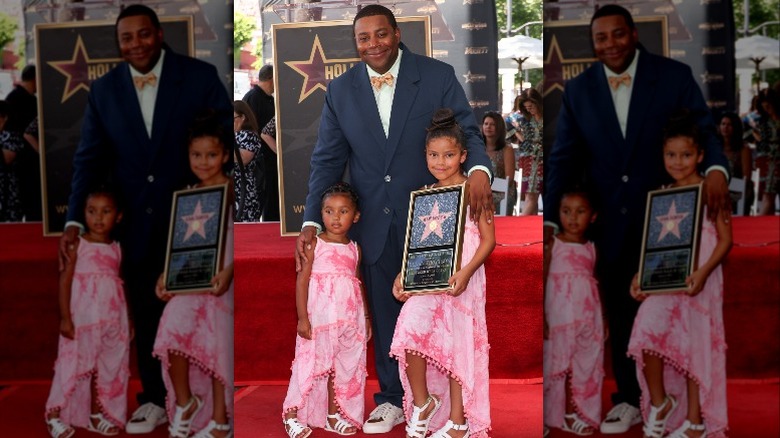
[
  {"xmin": 283, "ymin": 182, "xmax": 370, "ymax": 438},
  {"xmin": 543, "ymin": 187, "xmax": 605, "ymax": 436},
  {"xmin": 45, "ymin": 186, "xmax": 130, "ymax": 438},
  {"xmin": 154, "ymin": 115, "xmax": 234, "ymax": 438},
  {"xmin": 390, "ymin": 108, "xmax": 496, "ymax": 438},
  {"xmin": 628, "ymin": 113, "xmax": 732, "ymax": 438}
]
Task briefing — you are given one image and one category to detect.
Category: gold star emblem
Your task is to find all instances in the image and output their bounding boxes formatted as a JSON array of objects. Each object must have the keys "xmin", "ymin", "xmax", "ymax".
[
  {"xmin": 48, "ymin": 35, "xmax": 120, "ymax": 103},
  {"xmin": 284, "ymin": 35, "xmax": 359, "ymax": 104}
]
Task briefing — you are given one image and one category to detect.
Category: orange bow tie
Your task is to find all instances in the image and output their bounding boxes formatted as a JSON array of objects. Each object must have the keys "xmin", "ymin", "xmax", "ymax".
[
  {"xmin": 608, "ymin": 73, "xmax": 631, "ymax": 90},
  {"xmin": 133, "ymin": 73, "xmax": 157, "ymax": 90},
  {"xmin": 370, "ymin": 73, "xmax": 394, "ymax": 90}
]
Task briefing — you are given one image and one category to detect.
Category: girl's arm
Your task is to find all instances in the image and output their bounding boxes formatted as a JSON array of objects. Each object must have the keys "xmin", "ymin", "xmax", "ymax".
[
  {"xmin": 295, "ymin": 239, "xmax": 316, "ymax": 340},
  {"xmin": 356, "ymin": 245, "xmax": 372, "ymax": 341},
  {"xmin": 741, "ymin": 145, "xmax": 752, "ymax": 182},
  {"xmin": 448, "ymin": 212, "xmax": 497, "ymax": 297},
  {"xmin": 238, "ymin": 148, "xmax": 255, "ymax": 166},
  {"xmin": 687, "ymin": 210, "xmax": 733, "ymax": 296},
  {"xmin": 261, "ymin": 133, "xmax": 278, "ymax": 154},
  {"xmin": 542, "ymin": 236, "xmax": 553, "ymax": 340},
  {"xmin": 58, "ymin": 240, "xmax": 79, "ymax": 339}
]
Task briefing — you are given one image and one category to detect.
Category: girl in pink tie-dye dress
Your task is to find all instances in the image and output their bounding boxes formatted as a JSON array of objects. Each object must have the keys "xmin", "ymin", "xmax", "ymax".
[
  {"xmin": 45, "ymin": 187, "xmax": 129, "ymax": 438},
  {"xmin": 283, "ymin": 182, "xmax": 370, "ymax": 438},
  {"xmin": 628, "ymin": 116, "xmax": 732, "ymax": 438},
  {"xmin": 153, "ymin": 119, "xmax": 234, "ymax": 438},
  {"xmin": 543, "ymin": 188, "xmax": 604, "ymax": 436},
  {"xmin": 390, "ymin": 108, "xmax": 496, "ymax": 438}
]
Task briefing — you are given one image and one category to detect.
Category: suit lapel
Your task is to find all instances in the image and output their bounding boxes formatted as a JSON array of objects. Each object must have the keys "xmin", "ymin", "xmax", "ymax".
[
  {"xmin": 590, "ymin": 67, "xmax": 626, "ymax": 153},
  {"xmin": 151, "ymin": 50, "xmax": 180, "ymax": 148},
  {"xmin": 352, "ymin": 66, "xmax": 386, "ymax": 151},
  {"xmin": 385, "ymin": 48, "xmax": 420, "ymax": 173},
  {"xmin": 623, "ymin": 50, "xmax": 658, "ymax": 169},
  {"xmin": 117, "ymin": 65, "xmax": 151, "ymax": 148}
]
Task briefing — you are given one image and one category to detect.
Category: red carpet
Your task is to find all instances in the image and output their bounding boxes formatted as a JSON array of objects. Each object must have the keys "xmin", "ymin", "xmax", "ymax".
[
  {"xmin": 233, "ymin": 380, "xmax": 543, "ymax": 438},
  {"xmin": 233, "ymin": 216, "xmax": 544, "ymax": 382},
  {"xmin": 0, "ymin": 380, "xmax": 168, "ymax": 437}
]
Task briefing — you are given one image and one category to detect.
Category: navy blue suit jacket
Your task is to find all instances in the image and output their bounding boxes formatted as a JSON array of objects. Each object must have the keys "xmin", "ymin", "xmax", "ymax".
[
  {"xmin": 545, "ymin": 48, "xmax": 728, "ymax": 263},
  {"xmin": 67, "ymin": 47, "xmax": 232, "ymax": 264},
  {"xmin": 303, "ymin": 44, "xmax": 491, "ymax": 265}
]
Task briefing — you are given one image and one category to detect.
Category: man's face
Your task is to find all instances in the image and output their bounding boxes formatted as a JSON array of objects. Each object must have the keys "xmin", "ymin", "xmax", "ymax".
[
  {"xmin": 354, "ymin": 14, "xmax": 400, "ymax": 74},
  {"xmin": 117, "ymin": 15, "xmax": 163, "ymax": 74},
  {"xmin": 591, "ymin": 14, "xmax": 638, "ymax": 74}
]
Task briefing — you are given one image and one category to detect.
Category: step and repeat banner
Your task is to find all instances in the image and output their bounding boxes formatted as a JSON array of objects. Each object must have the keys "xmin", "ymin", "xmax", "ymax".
[
  {"xmin": 542, "ymin": 0, "xmax": 736, "ymax": 155},
  {"xmin": 262, "ymin": 0, "xmax": 499, "ymax": 235},
  {"xmin": 35, "ymin": 18, "xmax": 192, "ymax": 235}
]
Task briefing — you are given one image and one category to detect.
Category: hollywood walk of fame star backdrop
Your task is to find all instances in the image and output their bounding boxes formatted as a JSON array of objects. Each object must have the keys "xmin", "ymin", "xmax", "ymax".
[
  {"xmin": 401, "ymin": 184, "xmax": 467, "ymax": 293},
  {"xmin": 34, "ymin": 19, "xmax": 192, "ymax": 235},
  {"xmin": 164, "ymin": 184, "xmax": 228, "ymax": 293},
  {"xmin": 542, "ymin": 0, "xmax": 736, "ymax": 157},
  {"xmin": 638, "ymin": 183, "xmax": 703, "ymax": 293},
  {"xmin": 270, "ymin": 18, "xmax": 430, "ymax": 235}
]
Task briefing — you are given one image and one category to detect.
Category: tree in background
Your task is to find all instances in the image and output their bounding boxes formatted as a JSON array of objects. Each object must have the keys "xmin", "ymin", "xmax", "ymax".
[
  {"xmin": 0, "ymin": 12, "xmax": 18, "ymax": 54},
  {"xmin": 234, "ymin": 11, "xmax": 256, "ymax": 68}
]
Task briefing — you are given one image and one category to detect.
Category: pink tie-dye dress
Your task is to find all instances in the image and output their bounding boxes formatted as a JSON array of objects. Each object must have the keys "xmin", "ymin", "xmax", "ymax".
[
  {"xmin": 628, "ymin": 213, "xmax": 727, "ymax": 437},
  {"xmin": 543, "ymin": 237, "xmax": 604, "ymax": 429},
  {"xmin": 45, "ymin": 237, "xmax": 130, "ymax": 429},
  {"xmin": 282, "ymin": 237, "xmax": 367, "ymax": 429},
  {"xmin": 153, "ymin": 218, "xmax": 234, "ymax": 432},
  {"xmin": 389, "ymin": 213, "xmax": 491, "ymax": 437}
]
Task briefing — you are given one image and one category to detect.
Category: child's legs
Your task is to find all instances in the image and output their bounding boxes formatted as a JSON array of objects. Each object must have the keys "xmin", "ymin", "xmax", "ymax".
[
  {"xmin": 685, "ymin": 378, "xmax": 702, "ymax": 424},
  {"xmin": 405, "ymin": 352, "xmax": 430, "ymax": 406},
  {"xmin": 169, "ymin": 353, "xmax": 192, "ymax": 406},
  {"xmin": 326, "ymin": 375, "xmax": 357, "ymax": 432},
  {"xmin": 212, "ymin": 378, "xmax": 228, "ymax": 424},
  {"xmin": 448, "ymin": 378, "xmax": 465, "ymax": 424},
  {"xmin": 642, "ymin": 352, "xmax": 666, "ymax": 406}
]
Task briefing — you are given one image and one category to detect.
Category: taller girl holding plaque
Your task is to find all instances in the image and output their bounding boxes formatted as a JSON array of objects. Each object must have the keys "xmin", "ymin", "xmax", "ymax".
[
  {"xmin": 390, "ymin": 109, "xmax": 496, "ymax": 438},
  {"xmin": 628, "ymin": 113, "xmax": 732, "ymax": 438}
]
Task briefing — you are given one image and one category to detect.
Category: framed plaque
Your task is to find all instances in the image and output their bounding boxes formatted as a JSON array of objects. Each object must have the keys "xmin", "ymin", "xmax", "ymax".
[
  {"xmin": 638, "ymin": 183, "xmax": 703, "ymax": 293},
  {"xmin": 400, "ymin": 184, "xmax": 468, "ymax": 294},
  {"xmin": 163, "ymin": 184, "xmax": 229, "ymax": 293}
]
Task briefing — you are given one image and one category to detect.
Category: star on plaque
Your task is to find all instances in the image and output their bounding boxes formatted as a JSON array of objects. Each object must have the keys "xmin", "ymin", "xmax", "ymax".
[
  {"xmin": 655, "ymin": 200, "xmax": 689, "ymax": 242},
  {"xmin": 48, "ymin": 35, "xmax": 120, "ymax": 103},
  {"xmin": 284, "ymin": 35, "xmax": 359, "ymax": 104},
  {"xmin": 418, "ymin": 201, "xmax": 453, "ymax": 242},
  {"xmin": 181, "ymin": 200, "xmax": 215, "ymax": 242}
]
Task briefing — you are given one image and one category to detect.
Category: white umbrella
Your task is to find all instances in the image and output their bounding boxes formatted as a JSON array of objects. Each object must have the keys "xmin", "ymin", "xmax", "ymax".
[
  {"xmin": 735, "ymin": 35, "xmax": 780, "ymax": 70},
  {"xmin": 497, "ymin": 34, "xmax": 543, "ymax": 92}
]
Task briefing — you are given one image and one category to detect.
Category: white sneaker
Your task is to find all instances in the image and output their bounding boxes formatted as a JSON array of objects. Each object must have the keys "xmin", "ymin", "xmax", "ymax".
[
  {"xmin": 363, "ymin": 402, "xmax": 404, "ymax": 434},
  {"xmin": 600, "ymin": 402, "xmax": 641, "ymax": 434},
  {"xmin": 125, "ymin": 402, "xmax": 167, "ymax": 434}
]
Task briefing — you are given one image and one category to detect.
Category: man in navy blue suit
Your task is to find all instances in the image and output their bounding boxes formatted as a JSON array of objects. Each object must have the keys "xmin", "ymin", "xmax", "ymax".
[
  {"xmin": 58, "ymin": 4, "xmax": 231, "ymax": 433},
  {"xmin": 544, "ymin": 4, "xmax": 730, "ymax": 434},
  {"xmin": 295, "ymin": 5, "xmax": 493, "ymax": 434}
]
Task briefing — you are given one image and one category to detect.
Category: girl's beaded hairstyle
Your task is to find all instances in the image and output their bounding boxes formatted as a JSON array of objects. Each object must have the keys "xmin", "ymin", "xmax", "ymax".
[
  {"xmin": 560, "ymin": 182, "xmax": 598, "ymax": 212},
  {"xmin": 663, "ymin": 109, "xmax": 703, "ymax": 151},
  {"xmin": 321, "ymin": 181, "xmax": 360, "ymax": 210},
  {"xmin": 188, "ymin": 108, "xmax": 231, "ymax": 154},
  {"xmin": 426, "ymin": 108, "xmax": 465, "ymax": 150},
  {"xmin": 85, "ymin": 182, "xmax": 123, "ymax": 212}
]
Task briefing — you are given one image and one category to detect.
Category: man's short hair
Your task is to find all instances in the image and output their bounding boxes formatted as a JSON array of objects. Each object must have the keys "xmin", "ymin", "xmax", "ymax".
[
  {"xmin": 21, "ymin": 65, "xmax": 36, "ymax": 82},
  {"xmin": 258, "ymin": 65, "xmax": 273, "ymax": 82},
  {"xmin": 353, "ymin": 4, "xmax": 398, "ymax": 30},
  {"xmin": 590, "ymin": 4, "xmax": 635, "ymax": 30},
  {"xmin": 116, "ymin": 4, "xmax": 161, "ymax": 30}
]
